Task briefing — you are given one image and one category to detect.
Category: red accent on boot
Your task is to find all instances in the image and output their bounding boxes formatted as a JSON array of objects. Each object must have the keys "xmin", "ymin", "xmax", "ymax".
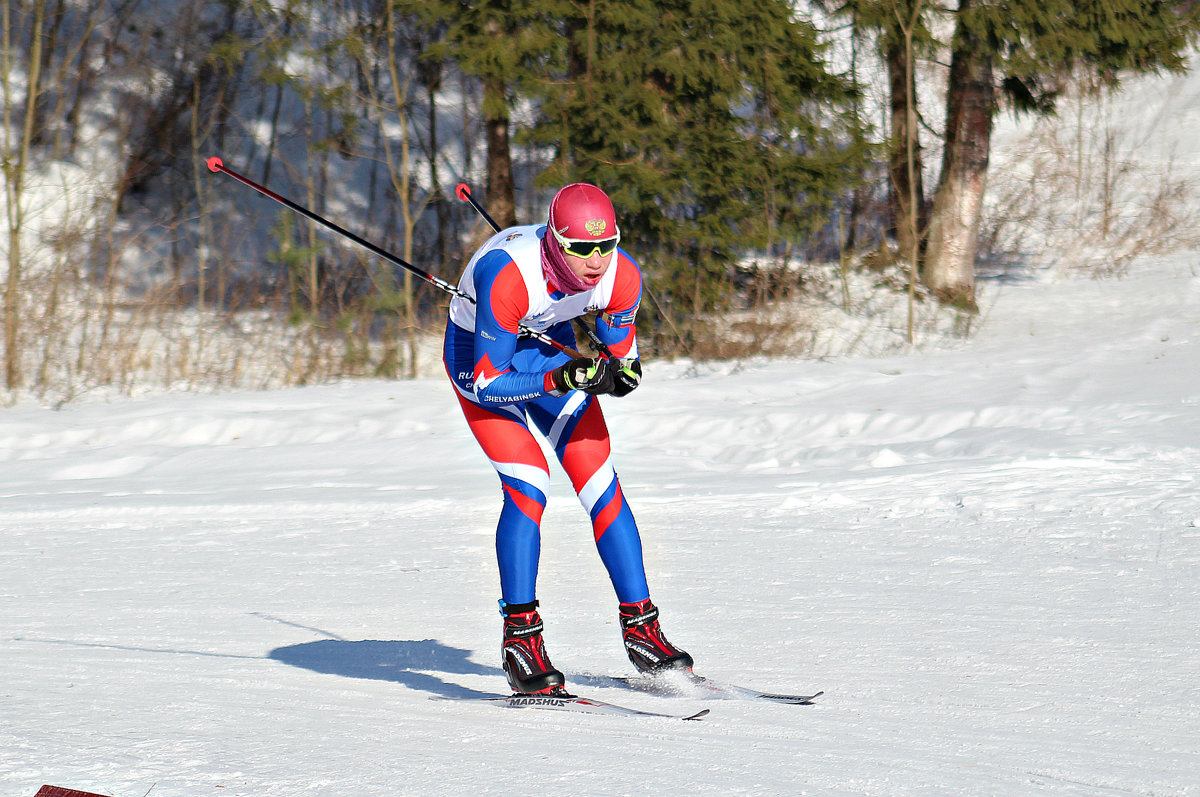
[
  {"xmin": 502, "ymin": 610, "xmax": 566, "ymax": 693},
  {"xmin": 619, "ymin": 599, "xmax": 694, "ymax": 673}
]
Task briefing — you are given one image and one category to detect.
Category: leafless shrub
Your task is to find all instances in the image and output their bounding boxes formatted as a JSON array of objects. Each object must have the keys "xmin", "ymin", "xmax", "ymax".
[{"xmin": 981, "ymin": 88, "xmax": 1200, "ymax": 278}]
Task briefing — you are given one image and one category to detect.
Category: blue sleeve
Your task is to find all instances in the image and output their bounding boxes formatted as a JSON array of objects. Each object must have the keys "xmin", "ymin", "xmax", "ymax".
[
  {"xmin": 470, "ymin": 251, "xmax": 554, "ymax": 405},
  {"xmin": 594, "ymin": 251, "xmax": 642, "ymax": 358}
]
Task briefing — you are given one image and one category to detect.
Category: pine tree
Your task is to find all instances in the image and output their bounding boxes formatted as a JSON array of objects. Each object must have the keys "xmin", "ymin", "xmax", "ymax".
[
  {"xmin": 422, "ymin": 0, "xmax": 560, "ymax": 229},
  {"xmin": 824, "ymin": 0, "xmax": 1198, "ymax": 311},
  {"xmin": 924, "ymin": 0, "xmax": 1199, "ymax": 309},
  {"xmin": 529, "ymin": 0, "xmax": 869, "ymax": 354}
]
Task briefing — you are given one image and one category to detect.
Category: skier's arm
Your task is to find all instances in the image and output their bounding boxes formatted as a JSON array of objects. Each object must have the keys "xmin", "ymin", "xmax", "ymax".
[
  {"xmin": 469, "ymin": 252, "xmax": 551, "ymax": 405},
  {"xmin": 596, "ymin": 252, "xmax": 642, "ymax": 396},
  {"xmin": 594, "ymin": 251, "xmax": 641, "ymax": 358}
]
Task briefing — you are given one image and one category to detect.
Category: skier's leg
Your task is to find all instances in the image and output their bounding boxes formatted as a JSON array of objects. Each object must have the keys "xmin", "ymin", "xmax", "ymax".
[
  {"xmin": 528, "ymin": 391, "xmax": 693, "ymax": 673},
  {"xmin": 445, "ymin": 326, "xmax": 567, "ymax": 692},
  {"xmin": 450, "ymin": 391, "xmax": 549, "ymax": 605},
  {"xmin": 527, "ymin": 392, "xmax": 650, "ymax": 604}
]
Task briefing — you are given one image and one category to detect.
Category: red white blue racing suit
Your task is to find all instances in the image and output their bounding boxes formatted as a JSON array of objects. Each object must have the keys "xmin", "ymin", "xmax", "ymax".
[{"xmin": 443, "ymin": 224, "xmax": 648, "ymax": 607}]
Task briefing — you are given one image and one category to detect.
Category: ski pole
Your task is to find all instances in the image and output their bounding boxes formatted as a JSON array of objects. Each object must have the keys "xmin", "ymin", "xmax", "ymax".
[
  {"xmin": 454, "ymin": 182, "xmax": 615, "ymax": 361},
  {"xmin": 205, "ymin": 157, "xmax": 585, "ymax": 359},
  {"xmin": 455, "ymin": 182, "xmax": 502, "ymax": 235}
]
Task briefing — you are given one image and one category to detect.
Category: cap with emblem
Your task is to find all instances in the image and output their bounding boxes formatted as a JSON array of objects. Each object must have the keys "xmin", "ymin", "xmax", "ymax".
[{"xmin": 547, "ymin": 183, "xmax": 620, "ymax": 258}]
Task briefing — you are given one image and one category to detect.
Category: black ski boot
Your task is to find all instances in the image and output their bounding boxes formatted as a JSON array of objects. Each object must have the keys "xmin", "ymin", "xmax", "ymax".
[
  {"xmin": 501, "ymin": 601, "xmax": 567, "ymax": 694},
  {"xmin": 619, "ymin": 598, "xmax": 694, "ymax": 673}
]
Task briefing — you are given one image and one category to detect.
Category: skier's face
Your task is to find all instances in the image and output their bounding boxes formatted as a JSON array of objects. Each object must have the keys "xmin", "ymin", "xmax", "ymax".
[{"xmin": 564, "ymin": 247, "xmax": 614, "ymax": 285}]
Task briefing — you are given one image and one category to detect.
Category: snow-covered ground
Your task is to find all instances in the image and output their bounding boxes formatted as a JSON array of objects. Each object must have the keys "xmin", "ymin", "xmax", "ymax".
[{"xmin": 2, "ymin": 250, "xmax": 1198, "ymax": 796}]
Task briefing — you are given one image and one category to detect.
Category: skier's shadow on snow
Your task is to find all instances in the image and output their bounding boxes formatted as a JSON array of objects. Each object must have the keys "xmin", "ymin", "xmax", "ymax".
[{"xmin": 269, "ymin": 639, "xmax": 498, "ymax": 699}]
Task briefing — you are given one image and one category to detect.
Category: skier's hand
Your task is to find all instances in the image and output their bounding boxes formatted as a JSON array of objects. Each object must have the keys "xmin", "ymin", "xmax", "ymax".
[
  {"xmin": 610, "ymin": 358, "xmax": 642, "ymax": 397},
  {"xmin": 546, "ymin": 357, "xmax": 615, "ymax": 396}
]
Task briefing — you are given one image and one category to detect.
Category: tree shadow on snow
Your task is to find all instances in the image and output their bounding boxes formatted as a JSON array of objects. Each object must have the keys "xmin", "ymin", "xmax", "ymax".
[{"xmin": 269, "ymin": 638, "xmax": 499, "ymax": 699}]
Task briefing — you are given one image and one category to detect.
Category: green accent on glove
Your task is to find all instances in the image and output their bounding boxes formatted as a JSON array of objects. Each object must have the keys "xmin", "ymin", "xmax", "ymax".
[
  {"xmin": 549, "ymin": 357, "xmax": 616, "ymax": 396},
  {"xmin": 611, "ymin": 358, "xmax": 642, "ymax": 397}
]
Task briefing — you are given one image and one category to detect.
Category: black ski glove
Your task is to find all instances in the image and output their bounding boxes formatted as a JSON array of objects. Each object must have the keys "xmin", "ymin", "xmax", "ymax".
[
  {"xmin": 546, "ymin": 357, "xmax": 615, "ymax": 396},
  {"xmin": 610, "ymin": 358, "xmax": 642, "ymax": 397}
]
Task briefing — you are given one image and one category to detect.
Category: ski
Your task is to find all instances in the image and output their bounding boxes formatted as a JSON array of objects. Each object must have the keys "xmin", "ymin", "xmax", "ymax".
[
  {"xmin": 434, "ymin": 691, "xmax": 710, "ymax": 720},
  {"xmin": 617, "ymin": 670, "xmax": 822, "ymax": 705}
]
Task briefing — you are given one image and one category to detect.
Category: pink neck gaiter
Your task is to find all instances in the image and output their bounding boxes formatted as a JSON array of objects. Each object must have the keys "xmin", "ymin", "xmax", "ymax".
[{"xmin": 540, "ymin": 228, "xmax": 593, "ymax": 295}]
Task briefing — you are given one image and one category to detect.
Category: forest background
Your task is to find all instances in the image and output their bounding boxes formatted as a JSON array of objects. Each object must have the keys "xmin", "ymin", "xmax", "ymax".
[{"xmin": 3, "ymin": 0, "xmax": 1199, "ymax": 406}]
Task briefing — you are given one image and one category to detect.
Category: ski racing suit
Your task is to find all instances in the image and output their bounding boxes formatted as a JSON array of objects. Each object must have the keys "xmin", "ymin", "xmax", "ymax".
[{"xmin": 443, "ymin": 223, "xmax": 648, "ymax": 607}]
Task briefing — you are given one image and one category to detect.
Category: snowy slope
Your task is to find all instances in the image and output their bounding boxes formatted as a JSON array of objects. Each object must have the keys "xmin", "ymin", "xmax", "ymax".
[{"xmin": 2, "ymin": 251, "xmax": 1198, "ymax": 796}]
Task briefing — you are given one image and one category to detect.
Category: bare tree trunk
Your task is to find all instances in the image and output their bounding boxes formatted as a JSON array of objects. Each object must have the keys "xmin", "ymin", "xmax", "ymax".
[
  {"xmin": 29, "ymin": 0, "xmax": 63, "ymax": 148},
  {"xmin": 460, "ymin": 70, "xmax": 474, "ymax": 179},
  {"xmin": 899, "ymin": 3, "xmax": 921, "ymax": 343},
  {"xmin": 382, "ymin": 4, "xmax": 419, "ymax": 378},
  {"xmin": 424, "ymin": 58, "xmax": 449, "ymax": 273},
  {"xmin": 885, "ymin": 30, "xmax": 927, "ymax": 263},
  {"xmin": 484, "ymin": 75, "xmax": 517, "ymax": 228},
  {"xmin": 843, "ymin": 21, "xmax": 865, "ymax": 254},
  {"xmin": 923, "ymin": 0, "xmax": 991, "ymax": 312},
  {"xmin": 3, "ymin": 0, "xmax": 49, "ymax": 391}
]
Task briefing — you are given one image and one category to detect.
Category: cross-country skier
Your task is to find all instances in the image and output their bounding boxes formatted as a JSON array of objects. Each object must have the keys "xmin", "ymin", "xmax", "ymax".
[{"xmin": 443, "ymin": 183, "xmax": 692, "ymax": 695}]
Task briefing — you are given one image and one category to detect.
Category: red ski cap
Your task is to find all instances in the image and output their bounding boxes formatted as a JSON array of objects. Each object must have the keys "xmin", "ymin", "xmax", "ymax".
[{"xmin": 548, "ymin": 183, "xmax": 619, "ymax": 242}]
